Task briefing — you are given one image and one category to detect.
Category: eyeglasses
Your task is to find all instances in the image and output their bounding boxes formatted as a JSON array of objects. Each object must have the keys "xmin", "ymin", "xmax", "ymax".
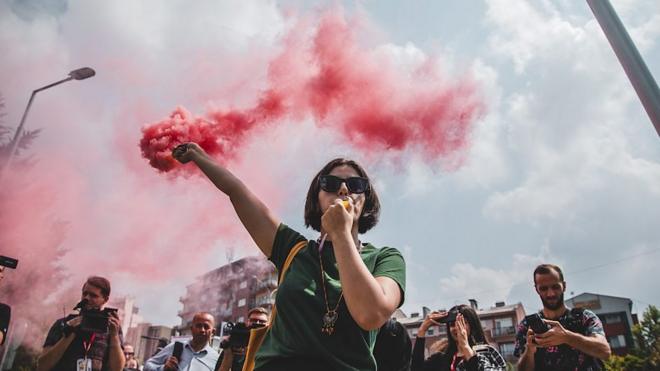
[{"xmin": 319, "ymin": 175, "xmax": 369, "ymax": 194}]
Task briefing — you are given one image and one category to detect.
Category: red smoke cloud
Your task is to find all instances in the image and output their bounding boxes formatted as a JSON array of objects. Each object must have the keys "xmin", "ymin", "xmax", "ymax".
[{"xmin": 141, "ymin": 10, "xmax": 484, "ymax": 174}]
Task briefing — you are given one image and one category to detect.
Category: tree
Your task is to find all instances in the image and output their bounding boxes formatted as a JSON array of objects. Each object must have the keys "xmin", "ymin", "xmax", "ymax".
[
  {"xmin": 606, "ymin": 305, "xmax": 660, "ymax": 370},
  {"xmin": 0, "ymin": 93, "xmax": 77, "ymax": 368},
  {"xmin": 632, "ymin": 305, "xmax": 660, "ymax": 369}
]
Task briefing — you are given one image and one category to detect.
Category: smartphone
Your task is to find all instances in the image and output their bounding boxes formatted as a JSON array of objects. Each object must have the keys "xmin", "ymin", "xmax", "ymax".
[
  {"xmin": 173, "ymin": 341, "xmax": 183, "ymax": 360},
  {"xmin": 525, "ymin": 313, "xmax": 550, "ymax": 334},
  {"xmin": 0, "ymin": 256, "xmax": 18, "ymax": 269}
]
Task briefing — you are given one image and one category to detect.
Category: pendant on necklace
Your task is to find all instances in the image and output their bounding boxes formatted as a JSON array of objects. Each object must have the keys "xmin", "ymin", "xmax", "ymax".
[{"xmin": 321, "ymin": 310, "xmax": 338, "ymax": 335}]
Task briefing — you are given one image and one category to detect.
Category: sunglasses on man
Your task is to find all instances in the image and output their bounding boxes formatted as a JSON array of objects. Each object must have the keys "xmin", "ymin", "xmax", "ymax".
[{"xmin": 319, "ymin": 175, "xmax": 369, "ymax": 194}]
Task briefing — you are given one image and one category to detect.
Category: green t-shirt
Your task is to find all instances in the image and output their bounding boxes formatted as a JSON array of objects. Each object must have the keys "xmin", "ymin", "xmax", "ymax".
[{"xmin": 254, "ymin": 224, "xmax": 406, "ymax": 371}]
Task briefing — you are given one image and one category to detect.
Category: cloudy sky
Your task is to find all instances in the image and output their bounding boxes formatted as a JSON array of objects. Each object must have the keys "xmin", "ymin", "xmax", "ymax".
[{"xmin": 1, "ymin": 0, "xmax": 659, "ymax": 328}]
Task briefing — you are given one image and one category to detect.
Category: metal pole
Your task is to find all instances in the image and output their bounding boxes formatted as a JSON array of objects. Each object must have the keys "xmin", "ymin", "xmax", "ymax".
[
  {"xmin": 586, "ymin": 0, "xmax": 660, "ymax": 137},
  {"xmin": 0, "ymin": 77, "xmax": 73, "ymax": 182}
]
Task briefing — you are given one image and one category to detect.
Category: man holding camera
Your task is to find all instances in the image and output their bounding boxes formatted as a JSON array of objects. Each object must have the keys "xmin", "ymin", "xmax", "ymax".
[
  {"xmin": 216, "ymin": 307, "xmax": 269, "ymax": 371},
  {"xmin": 0, "ymin": 256, "xmax": 18, "ymax": 348},
  {"xmin": 145, "ymin": 312, "xmax": 219, "ymax": 371},
  {"xmin": 38, "ymin": 276, "xmax": 125, "ymax": 371},
  {"xmin": 514, "ymin": 264, "xmax": 611, "ymax": 371}
]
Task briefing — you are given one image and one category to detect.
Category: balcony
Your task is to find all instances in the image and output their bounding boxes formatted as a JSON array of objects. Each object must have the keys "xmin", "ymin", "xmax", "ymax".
[
  {"xmin": 256, "ymin": 296, "xmax": 274, "ymax": 307},
  {"xmin": 255, "ymin": 278, "xmax": 278, "ymax": 291},
  {"xmin": 491, "ymin": 326, "xmax": 516, "ymax": 337}
]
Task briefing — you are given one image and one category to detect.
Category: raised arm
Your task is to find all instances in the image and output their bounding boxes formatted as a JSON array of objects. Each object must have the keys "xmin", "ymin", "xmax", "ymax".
[
  {"xmin": 173, "ymin": 143, "xmax": 280, "ymax": 257},
  {"xmin": 322, "ymin": 200, "xmax": 403, "ymax": 330}
]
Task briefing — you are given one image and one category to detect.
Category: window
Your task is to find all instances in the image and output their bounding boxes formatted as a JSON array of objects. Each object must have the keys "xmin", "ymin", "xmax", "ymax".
[
  {"xmin": 481, "ymin": 320, "xmax": 490, "ymax": 329},
  {"xmin": 239, "ymin": 281, "xmax": 248, "ymax": 289},
  {"xmin": 238, "ymin": 316, "xmax": 245, "ymax": 322},
  {"xmin": 608, "ymin": 335, "xmax": 626, "ymax": 348},
  {"xmin": 494, "ymin": 317, "xmax": 513, "ymax": 328},
  {"xmin": 427, "ymin": 328, "xmax": 434, "ymax": 336},
  {"xmin": 238, "ymin": 298, "xmax": 246, "ymax": 307},
  {"xmin": 604, "ymin": 314, "xmax": 622, "ymax": 324},
  {"xmin": 500, "ymin": 342, "xmax": 515, "ymax": 357}
]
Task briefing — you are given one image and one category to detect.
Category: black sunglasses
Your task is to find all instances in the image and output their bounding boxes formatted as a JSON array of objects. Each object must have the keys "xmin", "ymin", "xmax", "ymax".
[{"xmin": 319, "ymin": 175, "xmax": 369, "ymax": 194}]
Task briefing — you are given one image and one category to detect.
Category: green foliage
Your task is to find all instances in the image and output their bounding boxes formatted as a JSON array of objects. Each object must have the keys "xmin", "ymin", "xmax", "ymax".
[
  {"xmin": 603, "ymin": 305, "xmax": 660, "ymax": 371},
  {"xmin": 632, "ymin": 305, "xmax": 660, "ymax": 369},
  {"xmin": 604, "ymin": 354, "xmax": 646, "ymax": 371}
]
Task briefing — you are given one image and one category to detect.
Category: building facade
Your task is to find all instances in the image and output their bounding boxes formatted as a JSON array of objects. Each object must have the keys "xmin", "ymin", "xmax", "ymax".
[
  {"xmin": 177, "ymin": 255, "xmax": 278, "ymax": 334},
  {"xmin": 565, "ymin": 292, "xmax": 637, "ymax": 355},
  {"xmin": 107, "ymin": 296, "xmax": 143, "ymax": 337}
]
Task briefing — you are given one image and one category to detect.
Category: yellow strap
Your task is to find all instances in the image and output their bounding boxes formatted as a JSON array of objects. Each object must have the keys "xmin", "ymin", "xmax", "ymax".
[
  {"xmin": 270, "ymin": 239, "xmax": 307, "ymax": 322},
  {"xmin": 242, "ymin": 240, "xmax": 308, "ymax": 371}
]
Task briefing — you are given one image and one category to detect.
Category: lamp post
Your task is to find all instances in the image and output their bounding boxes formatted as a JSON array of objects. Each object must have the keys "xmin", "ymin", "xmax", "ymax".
[
  {"xmin": 586, "ymin": 0, "xmax": 660, "ymax": 138},
  {"xmin": 0, "ymin": 67, "xmax": 96, "ymax": 183}
]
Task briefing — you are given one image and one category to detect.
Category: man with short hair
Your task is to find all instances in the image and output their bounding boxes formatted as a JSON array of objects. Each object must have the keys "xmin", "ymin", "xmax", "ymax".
[
  {"xmin": 145, "ymin": 312, "xmax": 219, "ymax": 371},
  {"xmin": 515, "ymin": 264, "xmax": 611, "ymax": 370},
  {"xmin": 38, "ymin": 276, "xmax": 125, "ymax": 371},
  {"xmin": 0, "ymin": 266, "xmax": 10, "ymax": 347},
  {"xmin": 217, "ymin": 307, "xmax": 269, "ymax": 371},
  {"xmin": 123, "ymin": 344, "xmax": 139, "ymax": 370}
]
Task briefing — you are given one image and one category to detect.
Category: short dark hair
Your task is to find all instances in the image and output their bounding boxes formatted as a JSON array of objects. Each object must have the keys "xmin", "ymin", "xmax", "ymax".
[
  {"xmin": 533, "ymin": 264, "xmax": 565, "ymax": 285},
  {"xmin": 247, "ymin": 307, "xmax": 268, "ymax": 317},
  {"xmin": 304, "ymin": 158, "xmax": 380, "ymax": 234},
  {"xmin": 85, "ymin": 276, "xmax": 111, "ymax": 299}
]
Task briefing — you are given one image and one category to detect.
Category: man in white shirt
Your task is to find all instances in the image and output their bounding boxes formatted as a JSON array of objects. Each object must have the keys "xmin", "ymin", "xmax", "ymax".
[{"xmin": 144, "ymin": 312, "xmax": 219, "ymax": 371}]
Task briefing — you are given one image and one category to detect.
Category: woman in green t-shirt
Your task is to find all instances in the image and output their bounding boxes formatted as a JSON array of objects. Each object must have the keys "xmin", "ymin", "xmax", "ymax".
[{"xmin": 173, "ymin": 143, "xmax": 406, "ymax": 371}]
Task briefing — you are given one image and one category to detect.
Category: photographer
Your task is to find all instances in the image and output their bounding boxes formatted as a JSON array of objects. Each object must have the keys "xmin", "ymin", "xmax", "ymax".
[
  {"xmin": 145, "ymin": 312, "xmax": 218, "ymax": 371},
  {"xmin": 0, "ymin": 256, "xmax": 18, "ymax": 347},
  {"xmin": 411, "ymin": 305, "xmax": 506, "ymax": 371},
  {"xmin": 216, "ymin": 307, "xmax": 269, "ymax": 371},
  {"xmin": 38, "ymin": 276, "xmax": 125, "ymax": 371}
]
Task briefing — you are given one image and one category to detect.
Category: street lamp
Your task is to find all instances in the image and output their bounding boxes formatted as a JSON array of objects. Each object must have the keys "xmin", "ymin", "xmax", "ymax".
[
  {"xmin": 0, "ymin": 67, "xmax": 96, "ymax": 183},
  {"xmin": 586, "ymin": 0, "xmax": 660, "ymax": 138}
]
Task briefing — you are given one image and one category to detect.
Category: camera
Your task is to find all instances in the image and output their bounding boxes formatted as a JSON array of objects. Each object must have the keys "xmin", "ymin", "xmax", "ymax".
[
  {"xmin": 0, "ymin": 256, "xmax": 18, "ymax": 269},
  {"xmin": 525, "ymin": 313, "xmax": 550, "ymax": 334},
  {"xmin": 80, "ymin": 307, "xmax": 118, "ymax": 333},
  {"xmin": 219, "ymin": 322, "xmax": 250, "ymax": 350},
  {"xmin": 438, "ymin": 310, "xmax": 458, "ymax": 324}
]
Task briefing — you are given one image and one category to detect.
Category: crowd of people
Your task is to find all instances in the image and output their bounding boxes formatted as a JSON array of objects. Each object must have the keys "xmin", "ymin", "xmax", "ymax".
[{"xmin": 2, "ymin": 143, "xmax": 613, "ymax": 370}]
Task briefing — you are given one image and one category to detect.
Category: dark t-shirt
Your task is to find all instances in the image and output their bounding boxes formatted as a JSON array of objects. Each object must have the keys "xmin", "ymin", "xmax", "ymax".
[
  {"xmin": 44, "ymin": 314, "xmax": 124, "ymax": 371},
  {"xmin": 513, "ymin": 308, "xmax": 605, "ymax": 371},
  {"xmin": 255, "ymin": 224, "xmax": 406, "ymax": 371},
  {"xmin": 0, "ymin": 303, "xmax": 10, "ymax": 346}
]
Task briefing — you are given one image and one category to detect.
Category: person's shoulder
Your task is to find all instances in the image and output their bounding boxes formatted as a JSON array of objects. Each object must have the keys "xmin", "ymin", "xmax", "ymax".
[
  {"xmin": 474, "ymin": 344, "xmax": 507, "ymax": 367},
  {"xmin": 51, "ymin": 315, "xmax": 73, "ymax": 326},
  {"xmin": 363, "ymin": 244, "xmax": 403, "ymax": 257}
]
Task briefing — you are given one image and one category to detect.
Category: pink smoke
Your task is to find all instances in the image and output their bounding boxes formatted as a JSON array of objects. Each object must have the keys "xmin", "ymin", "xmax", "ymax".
[{"xmin": 141, "ymin": 10, "xmax": 484, "ymax": 174}]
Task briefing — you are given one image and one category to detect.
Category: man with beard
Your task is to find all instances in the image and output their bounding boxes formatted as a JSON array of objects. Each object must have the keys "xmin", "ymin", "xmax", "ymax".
[{"xmin": 514, "ymin": 264, "xmax": 611, "ymax": 371}]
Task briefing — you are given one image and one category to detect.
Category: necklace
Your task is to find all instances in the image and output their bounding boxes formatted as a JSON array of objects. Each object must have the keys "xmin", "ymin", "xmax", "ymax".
[{"xmin": 318, "ymin": 234, "xmax": 343, "ymax": 335}]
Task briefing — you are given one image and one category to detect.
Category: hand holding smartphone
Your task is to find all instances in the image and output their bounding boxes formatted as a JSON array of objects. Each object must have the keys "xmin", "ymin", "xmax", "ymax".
[
  {"xmin": 173, "ymin": 341, "xmax": 183, "ymax": 361},
  {"xmin": 525, "ymin": 313, "xmax": 550, "ymax": 334}
]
